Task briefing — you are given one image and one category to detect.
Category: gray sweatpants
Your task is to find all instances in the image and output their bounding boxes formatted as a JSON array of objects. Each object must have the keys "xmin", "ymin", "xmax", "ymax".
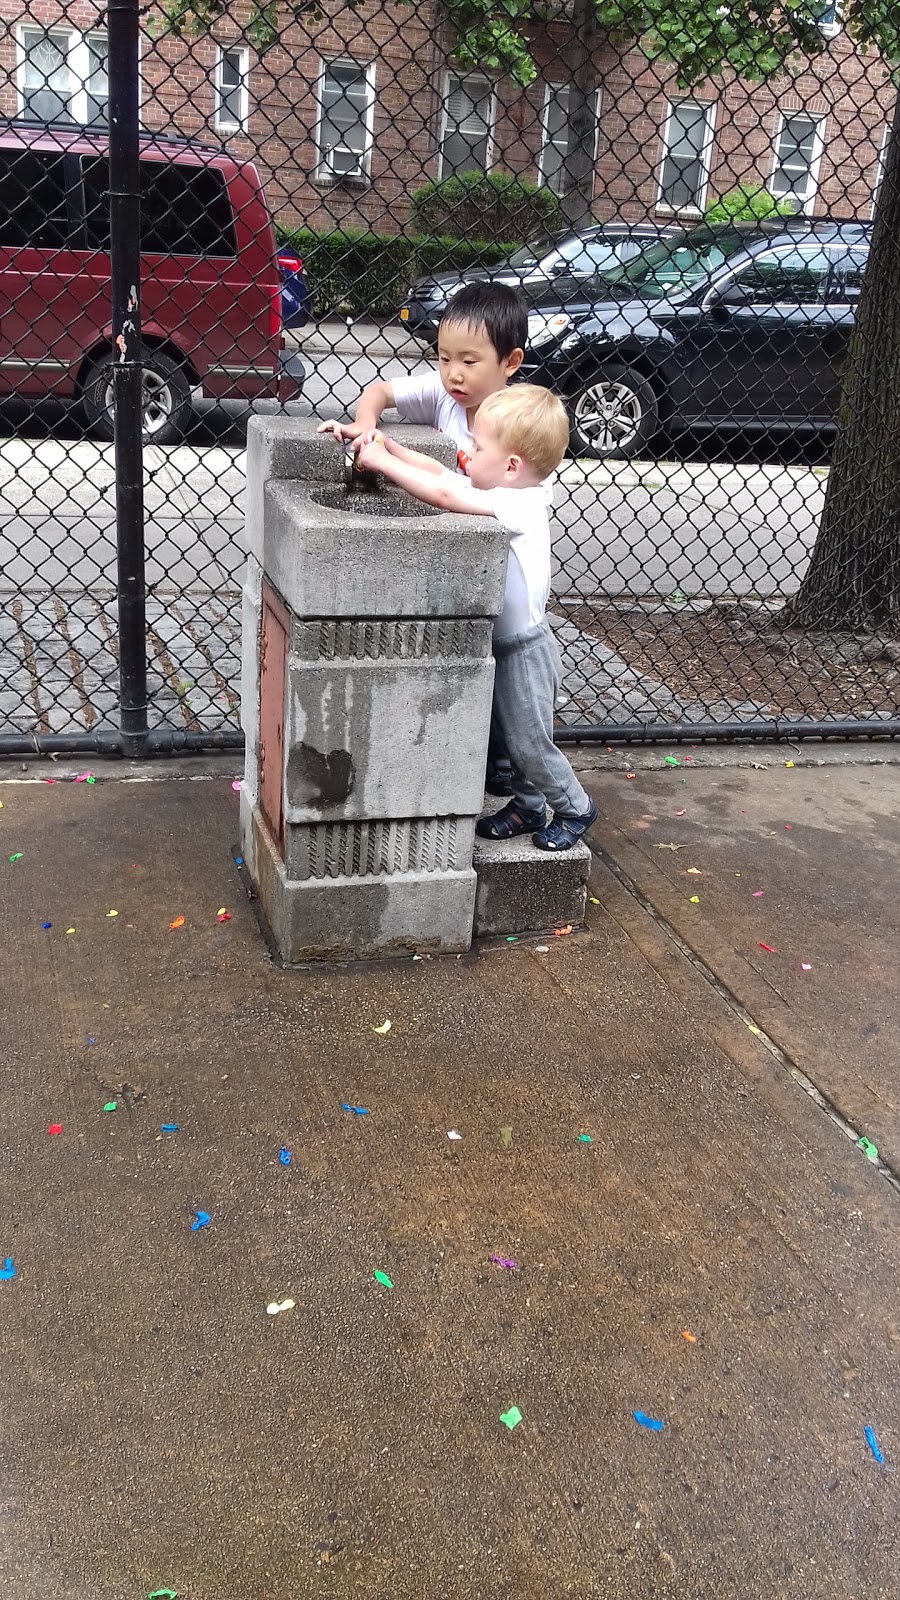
[{"xmin": 490, "ymin": 620, "xmax": 591, "ymax": 816}]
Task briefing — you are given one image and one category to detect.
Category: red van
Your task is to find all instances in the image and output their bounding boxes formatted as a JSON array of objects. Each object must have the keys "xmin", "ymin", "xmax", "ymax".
[{"xmin": 0, "ymin": 121, "xmax": 304, "ymax": 443}]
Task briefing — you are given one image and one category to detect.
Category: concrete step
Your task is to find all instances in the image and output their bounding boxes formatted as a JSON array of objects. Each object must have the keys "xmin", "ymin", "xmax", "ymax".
[{"xmin": 473, "ymin": 830, "xmax": 591, "ymax": 937}]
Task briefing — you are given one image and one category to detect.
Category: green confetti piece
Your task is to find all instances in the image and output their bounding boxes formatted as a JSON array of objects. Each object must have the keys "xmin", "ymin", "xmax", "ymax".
[
  {"xmin": 500, "ymin": 1126, "xmax": 513, "ymax": 1149},
  {"xmin": 664, "ymin": 757, "xmax": 681, "ymax": 767},
  {"xmin": 858, "ymin": 1136, "xmax": 879, "ymax": 1163},
  {"xmin": 373, "ymin": 1270, "xmax": 393, "ymax": 1288},
  {"xmin": 8, "ymin": 853, "xmax": 23, "ymax": 863},
  {"xmin": 578, "ymin": 1133, "xmax": 592, "ymax": 1143},
  {"xmin": 148, "ymin": 1590, "xmax": 178, "ymax": 1600},
  {"xmin": 500, "ymin": 1405, "xmax": 523, "ymax": 1430},
  {"xmin": 102, "ymin": 1101, "xmax": 117, "ymax": 1113},
  {"xmin": 505, "ymin": 935, "xmax": 518, "ymax": 943}
]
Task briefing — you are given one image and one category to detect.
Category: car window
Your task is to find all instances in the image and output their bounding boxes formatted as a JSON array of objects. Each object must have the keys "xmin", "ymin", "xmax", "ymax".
[
  {"xmin": 82, "ymin": 158, "xmax": 237, "ymax": 255},
  {"xmin": 827, "ymin": 248, "xmax": 868, "ymax": 301},
  {"xmin": 604, "ymin": 229, "xmax": 750, "ymax": 299},
  {"xmin": 727, "ymin": 247, "xmax": 831, "ymax": 304},
  {"xmin": 0, "ymin": 149, "xmax": 69, "ymax": 249}
]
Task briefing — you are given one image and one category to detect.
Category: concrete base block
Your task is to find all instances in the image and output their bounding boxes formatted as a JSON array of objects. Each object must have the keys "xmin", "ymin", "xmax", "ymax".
[
  {"xmin": 248, "ymin": 804, "xmax": 476, "ymax": 961},
  {"xmin": 473, "ymin": 833, "xmax": 591, "ymax": 937}
]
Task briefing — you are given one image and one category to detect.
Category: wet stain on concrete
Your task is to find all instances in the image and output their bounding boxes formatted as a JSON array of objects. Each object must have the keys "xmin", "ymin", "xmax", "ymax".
[{"xmin": 287, "ymin": 741, "xmax": 354, "ymax": 808}]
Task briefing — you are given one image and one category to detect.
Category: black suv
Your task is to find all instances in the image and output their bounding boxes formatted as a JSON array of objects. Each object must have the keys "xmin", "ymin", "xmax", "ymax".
[
  {"xmin": 521, "ymin": 220, "xmax": 871, "ymax": 458},
  {"xmin": 399, "ymin": 222, "xmax": 678, "ymax": 345}
]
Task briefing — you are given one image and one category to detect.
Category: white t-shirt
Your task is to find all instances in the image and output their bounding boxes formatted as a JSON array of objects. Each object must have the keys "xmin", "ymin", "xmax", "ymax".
[
  {"xmin": 390, "ymin": 370, "xmax": 556, "ymax": 504},
  {"xmin": 486, "ymin": 486, "xmax": 551, "ymax": 640}
]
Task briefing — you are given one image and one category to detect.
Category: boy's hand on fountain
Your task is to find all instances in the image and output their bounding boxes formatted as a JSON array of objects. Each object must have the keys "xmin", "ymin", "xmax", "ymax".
[
  {"xmin": 356, "ymin": 434, "xmax": 389, "ymax": 471},
  {"xmin": 317, "ymin": 419, "xmax": 366, "ymax": 442}
]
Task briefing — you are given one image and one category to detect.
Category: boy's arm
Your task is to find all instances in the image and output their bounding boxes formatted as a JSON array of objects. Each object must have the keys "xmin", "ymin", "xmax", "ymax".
[
  {"xmin": 317, "ymin": 379, "xmax": 396, "ymax": 441},
  {"xmin": 357, "ymin": 437, "xmax": 492, "ymax": 516},
  {"xmin": 364, "ymin": 432, "xmax": 445, "ymax": 476}
]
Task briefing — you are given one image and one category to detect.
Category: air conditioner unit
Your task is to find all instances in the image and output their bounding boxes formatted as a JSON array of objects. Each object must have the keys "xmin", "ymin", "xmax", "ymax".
[{"xmin": 325, "ymin": 145, "xmax": 366, "ymax": 178}]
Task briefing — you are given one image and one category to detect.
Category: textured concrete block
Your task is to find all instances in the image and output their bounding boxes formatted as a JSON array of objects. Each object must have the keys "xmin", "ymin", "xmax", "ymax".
[
  {"xmin": 473, "ymin": 834, "xmax": 591, "ymax": 937},
  {"xmin": 283, "ymin": 645, "xmax": 495, "ymax": 823},
  {"xmin": 248, "ymin": 804, "xmax": 475, "ymax": 961},
  {"xmin": 246, "ymin": 416, "xmax": 458, "ymax": 567},
  {"xmin": 261, "ymin": 479, "xmax": 508, "ymax": 620},
  {"xmin": 240, "ymin": 554, "xmax": 263, "ymax": 806}
]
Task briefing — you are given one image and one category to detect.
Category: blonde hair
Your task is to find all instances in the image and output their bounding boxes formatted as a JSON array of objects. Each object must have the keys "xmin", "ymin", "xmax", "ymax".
[{"xmin": 475, "ymin": 384, "xmax": 570, "ymax": 478}]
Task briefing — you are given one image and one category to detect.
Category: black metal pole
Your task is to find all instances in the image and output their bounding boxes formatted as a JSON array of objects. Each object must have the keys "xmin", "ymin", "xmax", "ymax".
[{"xmin": 108, "ymin": 0, "xmax": 148, "ymax": 756}]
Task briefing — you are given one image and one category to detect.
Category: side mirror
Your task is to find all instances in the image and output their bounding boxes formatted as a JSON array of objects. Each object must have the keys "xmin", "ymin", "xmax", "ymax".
[
  {"xmin": 548, "ymin": 260, "xmax": 568, "ymax": 277},
  {"xmin": 713, "ymin": 280, "xmax": 751, "ymax": 309}
]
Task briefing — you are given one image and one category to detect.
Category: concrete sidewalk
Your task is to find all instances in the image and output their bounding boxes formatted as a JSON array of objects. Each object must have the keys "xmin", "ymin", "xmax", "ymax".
[{"xmin": 0, "ymin": 766, "xmax": 897, "ymax": 1597}]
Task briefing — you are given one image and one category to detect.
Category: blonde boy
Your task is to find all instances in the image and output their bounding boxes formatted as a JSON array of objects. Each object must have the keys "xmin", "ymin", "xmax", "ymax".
[{"xmin": 353, "ymin": 386, "xmax": 597, "ymax": 852}]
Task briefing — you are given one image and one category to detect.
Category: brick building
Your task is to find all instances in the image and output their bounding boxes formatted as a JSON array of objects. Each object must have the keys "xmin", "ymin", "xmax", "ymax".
[{"xmin": 0, "ymin": 0, "xmax": 894, "ymax": 235}]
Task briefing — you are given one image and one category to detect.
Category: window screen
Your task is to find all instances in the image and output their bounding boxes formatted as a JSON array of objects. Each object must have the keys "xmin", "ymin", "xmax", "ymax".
[
  {"xmin": 441, "ymin": 74, "xmax": 491, "ymax": 176},
  {"xmin": 83, "ymin": 158, "xmax": 237, "ymax": 255},
  {"xmin": 659, "ymin": 102, "xmax": 714, "ymax": 210},
  {"xmin": 0, "ymin": 149, "xmax": 69, "ymax": 248}
]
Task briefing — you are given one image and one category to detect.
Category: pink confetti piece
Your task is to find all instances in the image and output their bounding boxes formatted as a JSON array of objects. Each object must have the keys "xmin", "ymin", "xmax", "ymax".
[
  {"xmin": 491, "ymin": 1255, "xmax": 516, "ymax": 1270},
  {"xmin": 73, "ymin": 771, "xmax": 94, "ymax": 783},
  {"xmin": 675, "ymin": 809, "xmax": 686, "ymax": 816},
  {"xmin": 801, "ymin": 963, "xmax": 812, "ymax": 972},
  {"xmin": 231, "ymin": 779, "xmax": 241, "ymax": 791},
  {"xmin": 752, "ymin": 890, "xmax": 764, "ymax": 897}
]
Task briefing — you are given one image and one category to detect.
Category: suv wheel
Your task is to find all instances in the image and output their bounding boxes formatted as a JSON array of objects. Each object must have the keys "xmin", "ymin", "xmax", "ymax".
[
  {"xmin": 82, "ymin": 348, "xmax": 192, "ymax": 446},
  {"xmin": 569, "ymin": 363, "xmax": 659, "ymax": 460}
]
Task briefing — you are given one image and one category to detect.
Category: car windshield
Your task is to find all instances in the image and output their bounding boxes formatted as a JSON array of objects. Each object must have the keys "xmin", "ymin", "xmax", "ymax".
[
  {"xmin": 506, "ymin": 232, "xmax": 580, "ymax": 270},
  {"xmin": 602, "ymin": 229, "xmax": 756, "ymax": 299}
]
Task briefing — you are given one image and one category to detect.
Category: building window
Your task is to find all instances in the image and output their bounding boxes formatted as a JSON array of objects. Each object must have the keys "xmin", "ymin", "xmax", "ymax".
[
  {"xmin": 657, "ymin": 100, "xmax": 716, "ymax": 213},
  {"xmin": 815, "ymin": 0, "xmax": 842, "ymax": 38},
  {"xmin": 539, "ymin": 83, "xmax": 601, "ymax": 197},
  {"xmin": 871, "ymin": 125, "xmax": 891, "ymax": 214},
  {"xmin": 315, "ymin": 59, "xmax": 375, "ymax": 182},
  {"xmin": 18, "ymin": 27, "xmax": 108, "ymax": 126},
  {"xmin": 770, "ymin": 112, "xmax": 825, "ymax": 214},
  {"xmin": 215, "ymin": 46, "xmax": 249, "ymax": 132},
  {"xmin": 440, "ymin": 73, "xmax": 493, "ymax": 178}
]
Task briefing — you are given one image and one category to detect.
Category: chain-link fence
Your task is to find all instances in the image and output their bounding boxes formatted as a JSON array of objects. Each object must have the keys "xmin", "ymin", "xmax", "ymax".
[{"xmin": 0, "ymin": 0, "xmax": 898, "ymax": 754}]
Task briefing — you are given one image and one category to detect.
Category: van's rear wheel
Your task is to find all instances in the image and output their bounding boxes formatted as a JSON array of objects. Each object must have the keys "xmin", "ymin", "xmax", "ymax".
[{"xmin": 82, "ymin": 348, "xmax": 192, "ymax": 446}]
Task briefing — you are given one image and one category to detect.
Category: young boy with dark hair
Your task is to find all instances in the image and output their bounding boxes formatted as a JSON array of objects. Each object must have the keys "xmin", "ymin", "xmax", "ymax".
[
  {"xmin": 318, "ymin": 282, "xmax": 529, "ymax": 469},
  {"xmin": 350, "ymin": 386, "xmax": 597, "ymax": 853}
]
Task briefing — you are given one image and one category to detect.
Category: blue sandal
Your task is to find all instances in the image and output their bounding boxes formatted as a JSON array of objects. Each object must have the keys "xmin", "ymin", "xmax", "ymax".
[
  {"xmin": 533, "ymin": 798, "xmax": 598, "ymax": 852},
  {"xmin": 476, "ymin": 800, "xmax": 546, "ymax": 840}
]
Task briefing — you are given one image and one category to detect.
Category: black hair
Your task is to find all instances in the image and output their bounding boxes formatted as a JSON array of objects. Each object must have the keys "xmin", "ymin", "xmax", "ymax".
[{"xmin": 438, "ymin": 282, "xmax": 527, "ymax": 360}]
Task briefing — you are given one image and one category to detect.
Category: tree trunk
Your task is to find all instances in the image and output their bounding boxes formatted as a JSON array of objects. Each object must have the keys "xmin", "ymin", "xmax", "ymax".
[
  {"xmin": 558, "ymin": 0, "xmax": 601, "ymax": 229},
  {"xmin": 781, "ymin": 89, "xmax": 900, "ymax": 635}
]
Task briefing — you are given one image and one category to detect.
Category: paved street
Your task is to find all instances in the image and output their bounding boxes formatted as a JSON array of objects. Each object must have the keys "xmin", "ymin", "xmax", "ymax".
[{"xmin": 0, "ymin": 324, "xmax": 829, "ymax": 733}]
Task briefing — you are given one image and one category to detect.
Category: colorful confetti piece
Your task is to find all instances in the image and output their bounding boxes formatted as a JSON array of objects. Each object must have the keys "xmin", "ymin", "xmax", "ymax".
[
  {"xmin": 857, "ymin": 1136, "xmax": 879, "ymax": 1163},
  {"xmin": 161, "ymin": 1123, "xmax": 178, "ymax": 1134},
  {"xmin": 8, "ymin": 853, "xmax": 23, "ymax": 863},
  {"xmin": 372, "ymin": 1019, "xmax": 392, "ymax": 1034},
  {"xmin": 48, "ymin": 1124, "xmax": 62, "ymax": 1136},
  {"xmin": 341, "ymin": 1103, "xmax": 367, "ymax": 1116},
  {"xmin": 578, "ymin": 1133, "xmax": 592, "ymax": 1144},
  {"xmin": 169, "ymin": 917, "xmax": 185, "ymax": 930},
  {"xmin": 102, "ymin": 1101, "xmax": 116, "ymax": 1112},
  {"xmin": 865, "ymin": 1426, "xmax": 885, "ymax": 1465},
  {"xmin": 491, "ymin": 1255, "xmax": 516, "ymax": 1270},
  {"xmin": 373, "ymin": 1270, "xmax": 393, "ymax": 1288},
  {"xmin": 681, "ymin": 1329, "xmax": 697, "ymax": 1343},
  {"xmin": 279, "ymin": 1147, "xmax": 291, "ymax": 1166},
  {"xmin": 500, "ymin": 1406, "xmax": 523, "ymax": 1431},
  {"xmin": 759, "ymin": 943, "xmax": 777, "ymax": 954},
  {"xmin": 447, "ymin": 1130, "xmax": 463, "ymax": 1141},
  {"xmin": 266, "ymin": 1299, "xmax": 294, "ymax": 1317},
  {"xmin": 191, "ymin": 1210, "xmax": 210, "ymax": 1231},
  {"xmin": 633, "ymin": 1410, "xmax": 665, "ymax": 1431},
  {"xmin": 0, "ymin": 1259, "xmax": 15, "ymax": 1280}
]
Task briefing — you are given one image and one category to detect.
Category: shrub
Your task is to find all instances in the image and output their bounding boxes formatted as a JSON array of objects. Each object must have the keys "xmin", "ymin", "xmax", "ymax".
[
  {"xmin": 408, "ymin": 170, "xmax": 562, "ymax": 245},
  {"xmin": 704, "ymin": 184, "xmax": 799, "ymax": 223},
  {"xmin": 278, "ymin": 226, "xmax": 517, "ymax": 318}
]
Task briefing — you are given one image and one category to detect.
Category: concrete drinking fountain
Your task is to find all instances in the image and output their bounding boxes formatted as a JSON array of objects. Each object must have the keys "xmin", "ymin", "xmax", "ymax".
[{"xmin": 239, "ymin": 416, "xmax": 589, "ymax": 963}]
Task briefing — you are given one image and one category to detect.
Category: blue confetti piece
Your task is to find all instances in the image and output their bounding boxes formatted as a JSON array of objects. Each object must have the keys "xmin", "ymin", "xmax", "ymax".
[
  {"xmin": 279, "ymin": 1147, "xmax": 291, "ymax": 1166},
  {"xmin": 865, "ymin": 1426, "xmax": 885, "ymax": 1465},
  {"xmin": 633, "ymin": 1410, "xmax": 665, "ymax": 1432},
  {"xmin": 341, "ymin": 1103, "xmax": 367, "ymax": 1116},
  {"xmin": 0, "ymin": 1258, "xmax": 15, "ymax": 1280},
  {"xmin": 87, "ymin": 1037, "xmax": 95, "ymax": 1045},
  {"xmin": 41, "ymin": 921, "xmax": 51, "ymax": 930},
  {"xmin": 190, "ymin": 1210, "xmax": 210, "ymax": 1232},
  {"xmin": 235, "ymin": 856, "xmax": 243, "ymax": 866},
  {"xmin": 161, "ymin": 1123, "xmax": 178, "ymax": 1134}
]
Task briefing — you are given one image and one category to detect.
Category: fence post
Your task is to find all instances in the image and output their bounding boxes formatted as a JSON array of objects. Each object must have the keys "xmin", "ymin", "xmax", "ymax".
[{"xmin": 108, "ymin": 0, "xmax": 148, "ymax": 757}]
